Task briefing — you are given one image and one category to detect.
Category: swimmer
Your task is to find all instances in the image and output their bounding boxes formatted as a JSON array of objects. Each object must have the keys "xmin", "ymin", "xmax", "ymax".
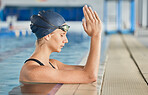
[{"xmin": 19, "ymin": 5, "xmax": 102, "ymax": 83}]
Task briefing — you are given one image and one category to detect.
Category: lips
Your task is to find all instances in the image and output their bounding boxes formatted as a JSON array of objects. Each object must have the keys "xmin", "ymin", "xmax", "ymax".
[{"xmin": 60, "ymin": 45, "xmax": 64, "ymax": 48}]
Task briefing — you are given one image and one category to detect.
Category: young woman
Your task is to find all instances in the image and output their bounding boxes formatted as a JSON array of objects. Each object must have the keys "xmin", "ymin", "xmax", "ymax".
[{"xmin": 19, "ymin": 5, "xmax": 102, "ymax": 83}]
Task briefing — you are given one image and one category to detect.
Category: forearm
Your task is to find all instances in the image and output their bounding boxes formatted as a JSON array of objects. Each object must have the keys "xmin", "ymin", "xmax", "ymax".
[{"xmin": 84, "ymin": 34, "xmax": 101, "ymax": 78}]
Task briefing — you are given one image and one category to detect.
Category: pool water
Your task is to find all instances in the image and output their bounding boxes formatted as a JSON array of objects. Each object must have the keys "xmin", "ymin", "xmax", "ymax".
[{"xmin": 0, "ymin": 31, "xmax": 108, "ymax": 95}]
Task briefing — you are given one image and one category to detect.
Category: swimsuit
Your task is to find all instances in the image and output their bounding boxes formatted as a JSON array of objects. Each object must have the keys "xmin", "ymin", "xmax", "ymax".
[{"xmin": 24, "ymin": 58, "xmax": 56, "ymax": 69}]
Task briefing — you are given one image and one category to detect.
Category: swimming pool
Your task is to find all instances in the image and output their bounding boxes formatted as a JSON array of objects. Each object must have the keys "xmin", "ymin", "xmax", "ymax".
[{"xmin": 0, "ymin": 31, "xmax": 108, "ymax": 94}]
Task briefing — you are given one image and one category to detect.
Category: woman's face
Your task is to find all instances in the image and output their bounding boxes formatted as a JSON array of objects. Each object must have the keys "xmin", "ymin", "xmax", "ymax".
[{"xmin": 49, "ymin": 29, "xmax": 68, "ymax": 52}]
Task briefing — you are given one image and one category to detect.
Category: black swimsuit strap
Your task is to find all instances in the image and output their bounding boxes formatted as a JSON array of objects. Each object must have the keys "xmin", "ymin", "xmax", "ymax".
[
  {"xmin": 49, "ymin": 61, "xmax": 56, "ymax": 69},
  {"xmin": 24, "ymin": 59, "xmax": 44, "ymax": 66},
  {"xmin": 24, "ymin": 58, "xmax": 56, "ymax": 69}
]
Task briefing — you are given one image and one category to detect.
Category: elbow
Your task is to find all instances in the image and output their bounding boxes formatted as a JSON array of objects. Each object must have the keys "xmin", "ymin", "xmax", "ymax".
[
  {"xmin": 89, "ymin": 75, "xmax": 97, "ymax": 82},
  {"xmin": 83, "ymin": 70, "xmax": 98, "ymax": 83},
  {"xmin": 86, "ymin": 74, "xmax": 97, "ymax": 83},
  {"xmin": 83, "ymin": 70, "xmax": 97, "ymax": 83}
]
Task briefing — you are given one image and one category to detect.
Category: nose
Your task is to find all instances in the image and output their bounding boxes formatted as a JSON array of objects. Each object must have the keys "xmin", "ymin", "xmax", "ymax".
[{"xmin": 63, "ymin": 36, "xmax": 68, "ymax": 43}]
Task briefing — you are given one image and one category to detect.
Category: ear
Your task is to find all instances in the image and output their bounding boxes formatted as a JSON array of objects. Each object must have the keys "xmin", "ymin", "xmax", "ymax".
[
  {"xmin": 44, "ymin": 34, "xmax": 51, "ymax": 41},
  {"xmin": 44, "ymin": 33, "xmax": 54, "ymax": 41}
]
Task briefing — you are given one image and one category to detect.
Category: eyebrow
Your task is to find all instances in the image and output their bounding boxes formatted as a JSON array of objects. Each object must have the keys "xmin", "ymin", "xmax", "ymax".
[{"xmin": 61, "ymin": 31, "xmax": 67, "ymax": 34}]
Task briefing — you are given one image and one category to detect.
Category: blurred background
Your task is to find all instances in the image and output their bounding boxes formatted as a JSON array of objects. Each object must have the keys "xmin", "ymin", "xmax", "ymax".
[
  {"xmin": 0, "ymin": 0, "xmax": 104, "ymax": 36},
  {"xmin": 0, "ymin": 0, "xmax": 148, "ymax": 36},
  {"xmin": 0, "ymin": 0, "xmax": 148, "ymax": 94}
]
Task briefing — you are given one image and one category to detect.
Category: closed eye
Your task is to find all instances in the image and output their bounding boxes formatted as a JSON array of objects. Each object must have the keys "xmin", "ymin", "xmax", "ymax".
[
  {"xmin": 61, "ymin": 34, "xmax": 64, "ymax": 37},
  {"xmin": 61, "ymin": 33, "xmax": 66, "ymax": 37}
]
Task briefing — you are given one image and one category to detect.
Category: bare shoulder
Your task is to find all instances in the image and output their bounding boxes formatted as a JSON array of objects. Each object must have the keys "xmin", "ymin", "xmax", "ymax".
[
  {"xmin": 49, "ymin": 59, "xmax": 64, "ymax": 66},
  {"xmin": 49, "ymin": 59, "xmax": 62, "ymax": 69},
  {"xmin": 49, "ymin": 59, "xmax": 62, "ymax": 64},
  {"xmin": 19, "ymin": 63, "xmax": 41, "ymax": 82}
]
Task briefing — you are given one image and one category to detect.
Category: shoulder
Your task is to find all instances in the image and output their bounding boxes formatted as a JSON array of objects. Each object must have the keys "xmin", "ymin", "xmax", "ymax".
[
  {"xmin": 20, "ymin": 65, "xmax": 57, "ymax": 83},
  {"xmin": 49, "ymin": 59, "xmax": 66, "ymax": 69},
  {"xmin": 49, "ymin": 59, "xmax": 62, "ymax": 64}
]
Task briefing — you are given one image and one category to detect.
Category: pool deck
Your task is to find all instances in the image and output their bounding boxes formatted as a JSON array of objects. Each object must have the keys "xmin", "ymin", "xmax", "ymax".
[
  {"xmin": 101, "ymin": 34, "xmax": 148, "ymax": 95},
  {"xmin": 9, "ymin": 34, "xmax": 148, "ymax": 95},
  {"xmin": 55, "ymin": 34, "xmax": 148, "ymax": 95}
]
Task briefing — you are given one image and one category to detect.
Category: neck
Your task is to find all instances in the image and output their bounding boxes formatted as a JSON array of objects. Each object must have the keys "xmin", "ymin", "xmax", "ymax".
[{"xmin": 30, "ymin": 44, "xmax": 52, "ymax": 66}]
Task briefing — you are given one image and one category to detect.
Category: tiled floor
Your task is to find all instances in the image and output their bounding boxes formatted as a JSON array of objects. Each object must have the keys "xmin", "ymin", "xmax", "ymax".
[{"xmin": 101, "ymin": 34, "xmax": 148, "ymax": 95}]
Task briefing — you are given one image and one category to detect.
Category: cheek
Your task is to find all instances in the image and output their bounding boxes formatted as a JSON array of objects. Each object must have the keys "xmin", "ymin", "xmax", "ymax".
[
  {"xmin": 56, "ymin": 35, "xmax": 63, "ymax": 43},
  {"xmin": 52, "ymin": 35, "xmax": 62, "ymax": 46}
]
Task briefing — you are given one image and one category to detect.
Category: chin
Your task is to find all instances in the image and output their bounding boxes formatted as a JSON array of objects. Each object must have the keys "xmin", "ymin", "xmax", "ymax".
[{"xmin": 57, "ymin": 49, "xmax": 62, "ymax": 53}]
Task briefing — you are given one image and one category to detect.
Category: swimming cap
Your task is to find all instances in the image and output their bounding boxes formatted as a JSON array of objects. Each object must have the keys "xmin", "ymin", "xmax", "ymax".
[{"xmin": 30, "ymin": 10, "xmax": 66, "ymax": 39}]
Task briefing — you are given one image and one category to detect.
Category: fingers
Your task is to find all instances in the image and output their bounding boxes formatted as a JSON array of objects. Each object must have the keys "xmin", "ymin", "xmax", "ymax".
[
  {"xmin": 83, "ymin": 5, "xmax": 100, "ymax": 23},
  {"xmin": 88, "ymin": 7, "xmax": 96, "ymax": 21},
  {"xmin": 83, "ymin": 6, "xmax": 90, "ymax": 21},
  {"xmin": 82, "ymin": 18, "xmax": 87, "ymax": 32},
  {"xmin": 84, "ymin": 5, "xmax": 94, "ymax": 21},
  {"xmin": 94, "ymin": 11, "xmax": 101, "ymax": 22}
]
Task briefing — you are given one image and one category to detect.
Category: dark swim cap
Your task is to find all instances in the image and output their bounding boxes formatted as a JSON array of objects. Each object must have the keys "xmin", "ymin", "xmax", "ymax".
[{"xmin": 30, "ymin": 10, "xmax": 66, "ymax": 39}]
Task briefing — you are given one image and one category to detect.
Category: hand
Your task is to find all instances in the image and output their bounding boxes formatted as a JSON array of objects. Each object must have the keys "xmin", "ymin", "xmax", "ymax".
[{"xmin": 82, "ymin": 5, "xmax": 102, "ymax": 37}]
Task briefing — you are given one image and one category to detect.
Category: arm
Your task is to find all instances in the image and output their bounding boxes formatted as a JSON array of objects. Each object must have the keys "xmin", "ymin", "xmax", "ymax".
[
  {"xmin": 84, "ymin": 35, "xmax": 101, "ymax": 79},
  {"xmin": 78, "ymin": 5, "xmax": 102, "ymax": 80},
  {"xmin": 26, "ymin": 66, "xmax": 93, "ymax": 83},
  {"xmin": 23, "ymin": 5, "xmax": 102, "ymax": 84}
]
